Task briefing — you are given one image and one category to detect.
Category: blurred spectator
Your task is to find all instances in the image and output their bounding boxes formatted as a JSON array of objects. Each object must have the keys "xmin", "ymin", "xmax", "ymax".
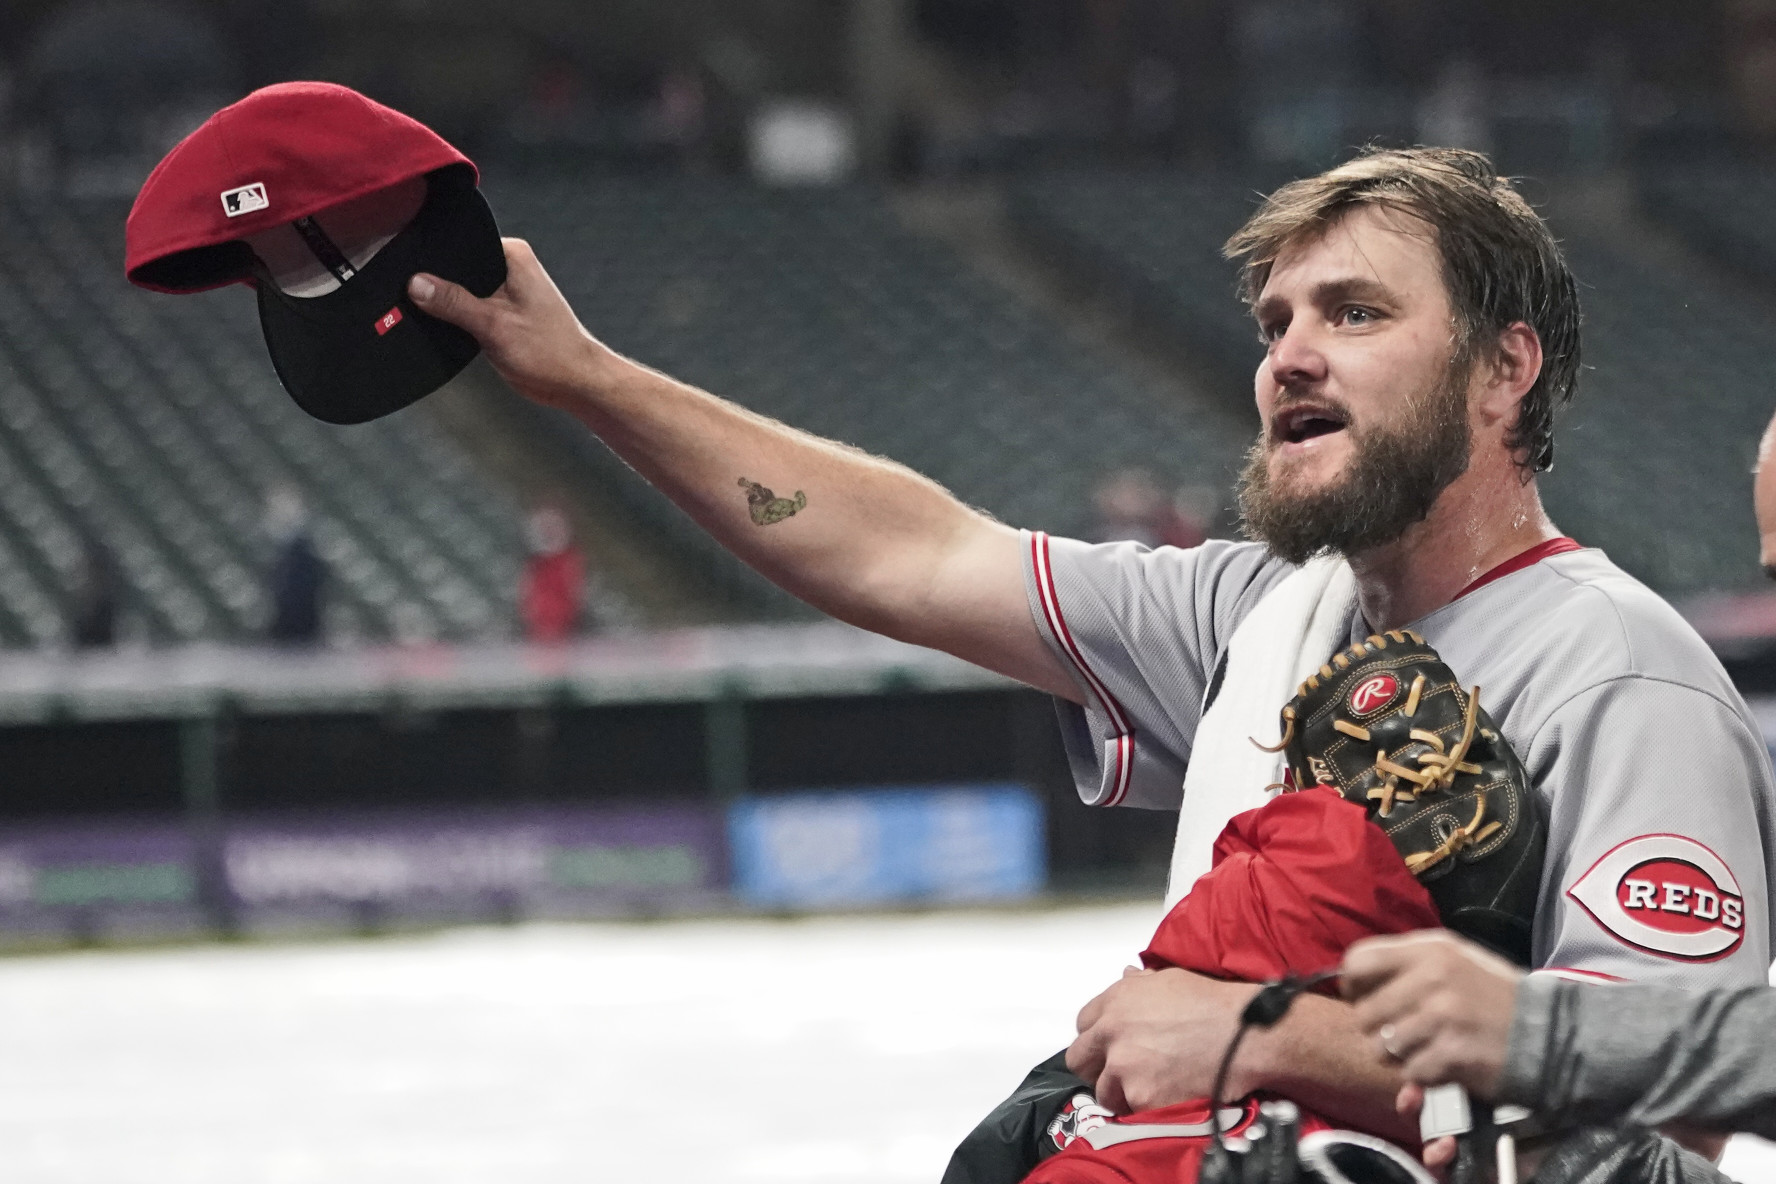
[
  {"xmin": 264, "ymin": 489, "xmax": 324, "ymax": 646},
  {"xmin": 69, "ymin": 530, "xmax": 119, "ymax": 648},
  {"xmin": 1165, "ymin": 485, "xmax": 1215, "ymax": 549},
  {"xmin": 521, "ymin": 505, "xmax": 585, "ymax": 643},
  {"xmin": 1092, "ymin": 469, "xmax": 1210, "ymax": 549}
]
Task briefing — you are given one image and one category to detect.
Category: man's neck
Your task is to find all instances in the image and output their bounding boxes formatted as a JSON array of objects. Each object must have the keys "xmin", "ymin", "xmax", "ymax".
[{"xmin": 1346, "ymin": 461, "xmax": 1559, "ymax": 631}]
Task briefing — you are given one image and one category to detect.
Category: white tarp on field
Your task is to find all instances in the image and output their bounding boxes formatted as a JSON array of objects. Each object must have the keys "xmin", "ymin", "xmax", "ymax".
[{"xmin": 1, "ymin": 905, "xmax": 1771, "ymax": 1183}]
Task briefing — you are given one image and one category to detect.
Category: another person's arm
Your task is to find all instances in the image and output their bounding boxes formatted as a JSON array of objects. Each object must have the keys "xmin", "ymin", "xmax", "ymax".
[
  {"xmin": 1527, "ymin": 1128, "xmax": 1733, "ymax": 1184},
  {"xmin": 408, "ymin": 243, "xmax": 1077, "ymax": 699},
  {"xmin": 1509, "ymin": 973, "xmax": 1776, "ymax": 1140},
  {"xmin": 1344, "ymin": 931, "xmax": 1776, "ymax": 1140}
]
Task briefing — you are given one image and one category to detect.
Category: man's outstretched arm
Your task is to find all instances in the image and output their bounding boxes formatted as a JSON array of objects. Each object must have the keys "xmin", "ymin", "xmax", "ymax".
[{"xmin": 409, "ymin": 241, "xmax": 1078, "ymax": 701}]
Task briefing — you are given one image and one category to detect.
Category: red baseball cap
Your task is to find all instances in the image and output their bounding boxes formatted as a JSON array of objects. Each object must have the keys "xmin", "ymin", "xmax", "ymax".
[{"xmin": 125, "ymin": 81, "xmax": 507, "ymax": 424}]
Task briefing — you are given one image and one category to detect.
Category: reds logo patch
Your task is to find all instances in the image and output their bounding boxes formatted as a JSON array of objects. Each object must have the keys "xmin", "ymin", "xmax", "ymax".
[
  {"xmin": 1567, "ymin": 834, "xmax": 1746, "ymax": 961},
  {"xmin": 1347, "ymin": 672, "xmax": 1399, "ymax": 716},
  {"xmin": 1047, "ymin": 1093, "xmax": 1113, "ymax": 1151}
]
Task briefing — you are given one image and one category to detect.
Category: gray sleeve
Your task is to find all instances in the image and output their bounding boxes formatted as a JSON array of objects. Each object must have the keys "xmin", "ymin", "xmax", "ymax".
[
  {"xmin": 1527, "ymin": 1127, "xmax": 1734, "ymax": 1184},
  {"xmin": 1022, "ymin": 531, "xmax": 1289, "ymax": 810},
  {"xmin": 1500, "ymin": 975, "xmax": 1776, "ymax": 1139}
]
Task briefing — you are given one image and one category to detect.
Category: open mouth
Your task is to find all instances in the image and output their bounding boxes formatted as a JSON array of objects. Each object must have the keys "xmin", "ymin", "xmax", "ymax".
[{"xmin": 1272, "ymin": 402, "xmax": 1350, "ymax": 445}]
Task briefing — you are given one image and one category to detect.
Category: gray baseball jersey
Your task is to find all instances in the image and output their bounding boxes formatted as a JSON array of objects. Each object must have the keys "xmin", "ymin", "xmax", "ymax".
[{"xmin": 1022, "ymin": 530, "xmax": 1776, "ymax": 988}]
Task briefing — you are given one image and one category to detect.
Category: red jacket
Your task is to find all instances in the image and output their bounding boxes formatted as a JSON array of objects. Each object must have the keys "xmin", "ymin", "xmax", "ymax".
[{"xmin": 1026, "ymin": 787, "xmax": 1440, "ymax": 1183}]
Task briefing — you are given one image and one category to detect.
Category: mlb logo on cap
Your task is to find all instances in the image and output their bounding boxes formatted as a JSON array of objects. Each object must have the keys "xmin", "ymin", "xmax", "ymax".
[
  {"xmin": 125, "ymin": 81, "xmax": 508, "ymax": 424},
  {"xmin": 221, "ymin": 182, "xmax": 269, "ymax": 218}
]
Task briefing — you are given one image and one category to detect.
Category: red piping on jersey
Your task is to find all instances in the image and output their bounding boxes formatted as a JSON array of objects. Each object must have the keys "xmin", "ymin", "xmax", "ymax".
[
  {"xmin": 1031, "ymin": 531, "xmax": 1135, "ymax": 807},
  {"xmin": 1538, "ymin": 967, "xmax": 1628, "ymax": 984},
  {"xmin": 1455, "ymin": 536, "xmax": 1583, "ymax": 601}
]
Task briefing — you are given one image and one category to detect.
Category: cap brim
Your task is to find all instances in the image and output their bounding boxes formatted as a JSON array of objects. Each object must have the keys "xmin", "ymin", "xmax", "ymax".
[{"xmin": 256, "ymin": 166, "xmax": 506, "ymax": 425}]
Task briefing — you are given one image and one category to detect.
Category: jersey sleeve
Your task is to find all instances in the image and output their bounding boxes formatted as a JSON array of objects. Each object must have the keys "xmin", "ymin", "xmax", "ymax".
[
  {"xmin": 1021, "ymin": 530, "xmax": 1290, "ymax": 810},
  {"xmin": 1529, "ymin": 676, "xmax": 1776, "ymax": 988}
]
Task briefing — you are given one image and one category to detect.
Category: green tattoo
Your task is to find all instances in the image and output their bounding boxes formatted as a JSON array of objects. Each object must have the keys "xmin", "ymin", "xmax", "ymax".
[{"xmin": 738, "ymin": 477, "xmax": 807, "ymax": 526}]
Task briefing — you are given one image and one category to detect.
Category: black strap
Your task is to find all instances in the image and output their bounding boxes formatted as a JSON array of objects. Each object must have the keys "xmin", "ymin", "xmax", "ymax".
[{"xmin": 290, "ymin": 216, "xmax": 357, "ymax": 284}]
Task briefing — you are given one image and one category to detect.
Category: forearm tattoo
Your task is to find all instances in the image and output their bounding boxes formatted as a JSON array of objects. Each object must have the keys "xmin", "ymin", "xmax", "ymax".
[{"xmin": 738, "ymin": 477, "xmax": 806, "ymax": 526}]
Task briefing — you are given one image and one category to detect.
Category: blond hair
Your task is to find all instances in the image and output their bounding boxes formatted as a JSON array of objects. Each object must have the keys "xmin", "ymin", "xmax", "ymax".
[{"xmin": 1225, "ymin": 147, "xmax": 1581, "ymax": 472}]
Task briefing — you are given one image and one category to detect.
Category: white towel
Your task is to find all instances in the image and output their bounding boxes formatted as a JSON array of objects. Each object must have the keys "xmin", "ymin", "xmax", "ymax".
[{"xmin": 1165, "ymin": 556, "xmax": 1358, "ymax": 908}]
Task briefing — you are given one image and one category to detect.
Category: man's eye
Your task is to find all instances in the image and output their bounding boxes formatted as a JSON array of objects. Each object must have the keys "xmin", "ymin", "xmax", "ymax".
[
  {"xmin": 1340, "ymin": 306, "xmax": 1378, "ymax": 327},
  {"xmin": 1259, "ymin": 321, "xmax": 1286, "ymax": 343}
]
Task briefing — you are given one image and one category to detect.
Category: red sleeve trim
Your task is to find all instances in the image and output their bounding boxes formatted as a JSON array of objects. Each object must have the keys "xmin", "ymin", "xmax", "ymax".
[{"xmin": 1030, "ymin": 531, "xmax": 1135, "ymax": 807}]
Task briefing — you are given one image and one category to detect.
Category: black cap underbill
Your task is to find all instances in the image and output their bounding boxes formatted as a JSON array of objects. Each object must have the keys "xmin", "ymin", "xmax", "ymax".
[{"xmin": 255, "ymin": 165, "xmax": 505, "ymax": 425}]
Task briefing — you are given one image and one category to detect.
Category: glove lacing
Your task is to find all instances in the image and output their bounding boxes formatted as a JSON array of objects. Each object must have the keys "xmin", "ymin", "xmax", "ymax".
[
  {"xmin": 1356, "ymin": 682, "xmax": 1501, "ymax": 875},
  {"xmin": 1251, "ymin": 630, "xmax": 1506, "ymax": 879}
]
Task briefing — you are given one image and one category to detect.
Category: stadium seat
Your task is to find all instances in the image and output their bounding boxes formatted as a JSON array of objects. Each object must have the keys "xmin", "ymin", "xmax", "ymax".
[{"xmin": 0, "ymin": 193, "xmax": 526, "ymax": 645}]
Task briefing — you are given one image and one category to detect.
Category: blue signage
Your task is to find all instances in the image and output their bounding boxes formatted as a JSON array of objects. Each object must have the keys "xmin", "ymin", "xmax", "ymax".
[{"xmin": 728, "ymin": 784, "xmax": 1044, "ymax": 909}]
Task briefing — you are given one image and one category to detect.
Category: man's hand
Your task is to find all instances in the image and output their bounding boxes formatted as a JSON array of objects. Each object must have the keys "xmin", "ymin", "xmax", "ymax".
[
  {"xmin": 1066, "ymin": 966, "xmax": 1259, "ymax": 1115},
  {"xmin": 1341, "ymin": 930, "xmax": 1524, "ymax": 1098},
  {"xmin": 1068, "ymin": 964, "xmax": 1414, "ymax": 1138},
  {"xmin": 409, "ymin": 240, "xmax": 613, "ymax": 410}
]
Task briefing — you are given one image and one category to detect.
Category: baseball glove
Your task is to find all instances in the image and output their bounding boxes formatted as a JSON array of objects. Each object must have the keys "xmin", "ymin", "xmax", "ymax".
[{"xmin": 1261, "ymin": 629, "xmax": 1547, "ymax": 965}]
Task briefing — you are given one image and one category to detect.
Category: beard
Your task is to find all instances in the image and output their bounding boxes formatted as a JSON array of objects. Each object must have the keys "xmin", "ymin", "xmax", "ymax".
[{"xmin": 1236, "ymin": 361, "xmax": 1473, "ymax": 565}]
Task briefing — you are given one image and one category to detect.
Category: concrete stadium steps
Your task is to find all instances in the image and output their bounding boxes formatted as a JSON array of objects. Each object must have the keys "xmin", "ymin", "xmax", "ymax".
[
  {"xmin": 1004, "ymin": 169, "xmax": 1283, "ymax": 403},
  {"xmin": 1640, "ymin": 163, "xmax": 1776, "ymax": 284}
]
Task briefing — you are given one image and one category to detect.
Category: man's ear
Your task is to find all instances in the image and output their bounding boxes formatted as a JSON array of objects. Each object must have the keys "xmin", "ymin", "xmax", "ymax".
[{"xmin": 1477, "ymin": 322, "xmax": 1543, "ymax": 428}]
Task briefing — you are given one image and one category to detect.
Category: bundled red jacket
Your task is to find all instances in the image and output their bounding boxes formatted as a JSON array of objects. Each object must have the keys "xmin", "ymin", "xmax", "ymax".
[{"xmin": 1026, "ymin": 786, "xmax": 1441, "ymax": 1183}]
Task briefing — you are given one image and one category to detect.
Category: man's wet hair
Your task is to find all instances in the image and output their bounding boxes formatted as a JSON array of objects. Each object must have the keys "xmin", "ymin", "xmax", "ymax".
[{"xmin": 1224, "ymin": 146, "xmax": 1582, "ymax": 473}]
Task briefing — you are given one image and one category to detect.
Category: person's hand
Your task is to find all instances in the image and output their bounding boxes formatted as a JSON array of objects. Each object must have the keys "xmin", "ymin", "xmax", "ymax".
[
  {"xmin": 1066, "ymin": 965, "xmax": 1258, "ymax": 1115},
  {"xmin": 409, "ymin": 239, "xmax": 613, "ymax": 410},
  {"xmin": 1341, "ymin": 930, "xmax": 1523, "ymax": 1097}
]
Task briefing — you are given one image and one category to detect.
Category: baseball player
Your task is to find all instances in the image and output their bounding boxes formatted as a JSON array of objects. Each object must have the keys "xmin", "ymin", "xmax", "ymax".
[
  {"xmin": 1015, "ymin": 629, "xmax": 1546, "ymax": 1184},
  {"xmin": 405, "ymin": 146, "xmax": 1776, "ymax": 1153},
  {"xmin": 1309, "ymin": 404, "xmax": 1776, "ymax": 1182}
]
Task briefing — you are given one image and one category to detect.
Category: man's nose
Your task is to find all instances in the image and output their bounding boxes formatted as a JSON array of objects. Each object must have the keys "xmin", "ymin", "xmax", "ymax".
[{"xmin": 1265, "ymin": 322, "xmax": 1329, "ymax": 388}]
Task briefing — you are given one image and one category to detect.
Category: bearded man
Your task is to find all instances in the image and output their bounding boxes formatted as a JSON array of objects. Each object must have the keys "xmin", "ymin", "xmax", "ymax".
[{"xmin": 408, "ymin": 147, "xmax": 1775, "ymax": 1156}]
